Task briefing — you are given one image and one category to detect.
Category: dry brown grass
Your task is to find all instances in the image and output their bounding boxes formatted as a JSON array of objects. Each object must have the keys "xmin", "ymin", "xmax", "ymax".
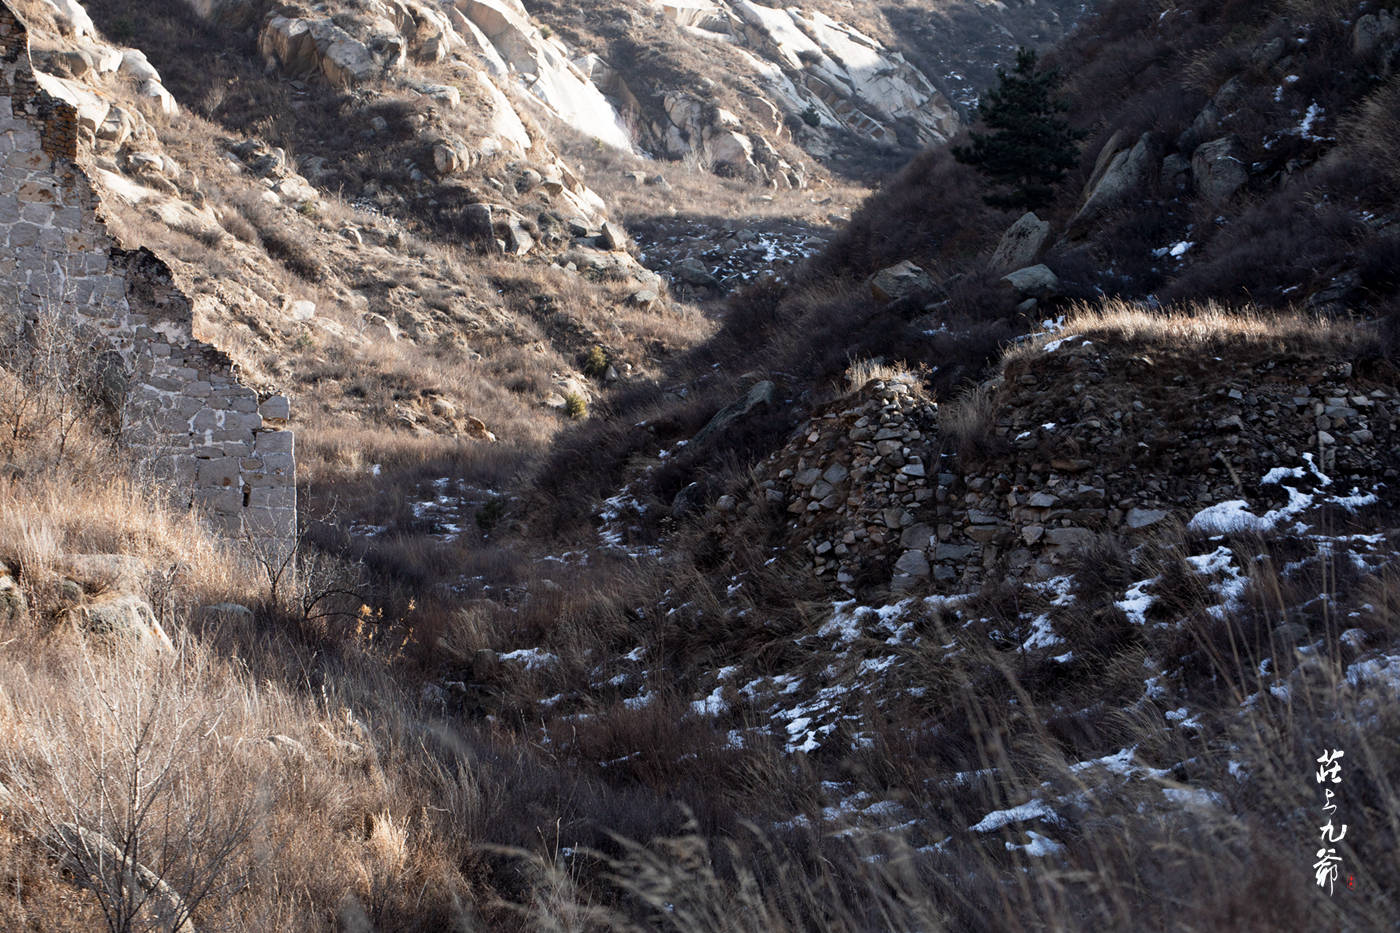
[
  {"xmin": 1002, "ymin": 298, "xmax": 1374, "ymax": 370},
  {"xmin": 938, "ymin": 381, "xmax": 999, "ymax": 465},
  {"xmin": 1345, "ymin": 76, "xmax": 1400, "ymax": 196},
  {"xmin": 485, "ymin": 506, "xmax": 1400, "ymax": 931},
  {"xmin": 842, "ymin": 358, "xmax": 922, "ymax": 395},
  {"xmin": 0, "ymin": 406, "xmax": 485, "ymax": 928},
  {"xmin": 2, "ymin": 296, "xmax": 1398, "ymax": 931},
  {"xmin": 0, "ymin": 371, "xmax": 251, "ymax": 613}
]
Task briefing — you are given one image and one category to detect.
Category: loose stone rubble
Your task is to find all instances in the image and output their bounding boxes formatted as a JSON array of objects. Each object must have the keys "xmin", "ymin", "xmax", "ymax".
[{"xmin": 731, "ymin": 337, "xmax": 1398, "ymax": 598}]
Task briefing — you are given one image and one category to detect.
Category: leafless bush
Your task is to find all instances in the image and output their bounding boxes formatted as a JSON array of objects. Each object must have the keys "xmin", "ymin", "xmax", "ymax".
[
  {"xmin": 3, "ymin": 654, "xmax": 253, "ymax": 933},
  {"xmin": 240, "ymin": 520, "xmax": 366, "ymax": 627},
  {"xmin": 0, "ymin": 280, "xmax": 109, "ymax": 466}
]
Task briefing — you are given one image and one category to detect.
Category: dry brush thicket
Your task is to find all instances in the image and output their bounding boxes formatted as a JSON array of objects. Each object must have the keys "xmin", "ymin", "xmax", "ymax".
[{"xmin": 2, "ymin": 0, "xmax": 1400, "ymax": 926}]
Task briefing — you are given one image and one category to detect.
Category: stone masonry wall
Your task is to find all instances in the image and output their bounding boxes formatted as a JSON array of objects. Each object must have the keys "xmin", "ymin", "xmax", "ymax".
[{"xmin": 0, "ymin": 2, "xmax": 295, "ymax": 548}]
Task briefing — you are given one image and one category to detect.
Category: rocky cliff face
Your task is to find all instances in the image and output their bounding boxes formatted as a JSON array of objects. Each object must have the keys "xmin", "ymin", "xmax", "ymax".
[
  {"xmin": 619, "ymin": 0, "xmax": 960, "ymax": 183},
  {"xmin": 185, "ymin": 0, "xmax": 621, "ymax": 233},
  {"xmin": 521, "ymin": 0, "xmax": 1092, "ymax": 185}
]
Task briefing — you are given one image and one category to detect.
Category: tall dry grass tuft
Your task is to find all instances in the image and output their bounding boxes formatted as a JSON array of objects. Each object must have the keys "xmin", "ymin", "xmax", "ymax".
[
  {"xmin": 1002, "ymin": 298, "xmax": 1376, "ymax": 371},
  {"xmin": 842, "ymin": 358, "xmax": 924, "ymax": 396},
  {"xmin": 938, "ymin": 381, "xmax": 1001, "ymax": 466},
  {"xmin": 1345, "ymin": 76, "xmax": 1400, "ymax": 196}
]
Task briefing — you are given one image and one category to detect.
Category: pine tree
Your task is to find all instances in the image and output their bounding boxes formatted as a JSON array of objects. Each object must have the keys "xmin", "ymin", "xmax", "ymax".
[{"xmin": 952, "ymin": 48, "xmax": 1085, "ymax": 212}]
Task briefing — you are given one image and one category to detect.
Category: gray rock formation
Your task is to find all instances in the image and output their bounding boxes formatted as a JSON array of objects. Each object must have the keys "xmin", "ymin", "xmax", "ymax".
[
  {"xmin": 989, "ymin": 212, "xmax": 1050, "ymax": 273},
  {"xmin": 1001, "ymin": 264, "xmax": 1060, "ymax": 300},
  {"xmin": 50, "ymin": 823, "xmax": 195, "ymax": 933},
  {"xmin": 690, "ymin": 380, "xmax": 776, "ymax": 449},
  {"xmin": 1192, "ymin": 136, "xmax": 1248, "ymax": 203},
  {"xmin": 258, "ymin": 16, "xmax": 381, "ymax": 86},
  {"xmin": 0, "ymin": 560, "xmax": 25, "ymax": 623},
  {"xmin": 1353, "ymin": 10, "xmax": 1400, "ymax": 64},
  {"xmin": 80, "ymin": 594, "xmax": 175, "ymax": 652},
  {"xmin": 1071, "ymin": 132, "xmax": 1153, "ymax": 234},
  {"xmin": 869, "ymin": 261, "xmax": 934, "ymax": 303}
]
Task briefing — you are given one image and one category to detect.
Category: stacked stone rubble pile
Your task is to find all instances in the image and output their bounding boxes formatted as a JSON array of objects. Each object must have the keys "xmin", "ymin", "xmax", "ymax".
[
  {"xmin": 743, "ymin": 377, "xmax": 938, "ymax": 595},
  {"xmin": 731, "ymin": 337, "xmax": 1398, "ymax": 599}
]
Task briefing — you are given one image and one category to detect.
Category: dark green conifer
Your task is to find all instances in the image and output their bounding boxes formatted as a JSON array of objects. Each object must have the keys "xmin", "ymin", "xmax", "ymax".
[{"xmin": 953, "ymin": 48, "xmax": 1086, "ymax": 211}]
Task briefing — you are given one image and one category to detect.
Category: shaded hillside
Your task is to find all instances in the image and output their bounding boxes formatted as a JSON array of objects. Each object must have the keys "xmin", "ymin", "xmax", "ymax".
[
  {"xmin": 829, "ymin": 0, "xmax": 1400, "ymax": 318},
  {"xmin": 0, "ymin": 0, "xmax": 1398, "ymax": 928},
  {"xmin": 550, "ymin": 0, "xmax": 1400, "ymax": 541}
]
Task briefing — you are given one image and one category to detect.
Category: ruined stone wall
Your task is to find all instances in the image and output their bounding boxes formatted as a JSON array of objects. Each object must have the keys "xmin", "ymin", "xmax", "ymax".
[
  {"xmin": 734, "ymin": 340, "xmax": 1399, "ymax": 600},
  {"xmin": 0, "ymin": 2, "xmax": 295, "ymax": 547}
]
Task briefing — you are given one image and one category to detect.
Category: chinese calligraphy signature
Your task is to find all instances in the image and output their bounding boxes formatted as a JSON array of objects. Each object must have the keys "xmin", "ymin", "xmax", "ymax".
[{"xmin": 1313, "ymin": 749, "xmax": 1347, "ymax": 895}]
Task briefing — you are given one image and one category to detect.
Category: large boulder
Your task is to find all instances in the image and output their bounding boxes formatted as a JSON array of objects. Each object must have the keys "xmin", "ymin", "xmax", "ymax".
[
  {"xmin": 988, "ymin": 212, "xmax": 1050, "ymax": 273},
  {"xmin": 670, "ymin": 482, "xmax": 705, "ymax": 518},
  {"xmin": 869, "ymin": 260, "xmax": 934, "ymax": 303},
  {"xmin": 80, "ymin": 595, "xmax": 175, "ymax": 652},
  {"xmin": 675, "ymin": 257, "xmax": 719, "ymax": 287},
  {"xmin": 1001, "ymin": 264, "xmax": 1060, "ymax": 300},
  {"xmin": 704, "ymin": 127, "xmax": 758, "ymax": 178},
  {"xmin": 458, "ymin": 0, "xmax": 530, "ymax": 41},
  {"xmin": 50, "ymin": 824, "xmax": 194, "ymax": 933},
  {"xmin": 1070, "ymin": 132, "xmax": 1153, "ymax": 235},
  {"xmin": 1192, "ymin": 136, "xmax": 1248, "ymax": 204},
  {"xmin": 1354, "ymin": 10, "xmax": 1400, "ymax": 64},
  {"xmin": 54, "ymin": 553, "xmax": 151, "ymax": 595},
  {"xmin": 432, "ymin": 140, "xmax": 468, "ymax": 176},
  {"xmin": 504, "ymin": 216, "xmax": 534, "ymax": 255},
  {"xmin": 599, "ymin": 221, "xmax": 629, "ymax": 252},
  {"xmin": 318, "ymin": 28, "xmax": 380, "ymax": 86},
  {"xmin": 1080, "ymin": 128, "xmax": 1126, "ymax": 197},
  {"xmin": 1160, "ymin": 153, "xmax": 1190, "ymax": 192},
  {"xmin": 258, "ymin": 16, "xmax": 381, "ymax": 87},
  {"xmin": 689, "ymin": 380, "xmax": 776, "ymax": 449},
  {"xmin": 200, "ymin": 602, "xmax": 255, "ymax": 626}
]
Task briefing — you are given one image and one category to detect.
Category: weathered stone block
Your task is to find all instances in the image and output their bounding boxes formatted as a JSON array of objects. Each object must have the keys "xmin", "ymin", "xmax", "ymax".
[
  {"xmin": 8, "ymin": 221, "xmax": 39, "ymax": 247},
  {"xmin": 256, "ymin": 451, "xmax": 294, "ymax": 476},
  {"xmin": 255, "ymin": 430, "xmax": 294, "ymax": 455},
  {"xmin": 19, "ymin": 201, "xmax": 51, "ymax": 224},
  {"xmin": 195, "ymin": 457, "xmax": 239, "ymax": 487},
  {"xmin": 227, "ymin": 412, "xmax": 263, "ymax": 432},
  {"xmin": 195, "ymin": 486, "xmax": 243, "ymax": 514},
  {"xmin": 248, "ymin": 485, "xmax": 294, "ymax": 510},
  {"xmin": 259, "ymin": 395, "xmax": 291, "ymax": 420},
  {"xmin": 190, "ymin": 409, "xmax": 219, "ymax": 432},
  {"xmin": 243, "ymin": 507, "xmax": 295, "ymax": 539}
]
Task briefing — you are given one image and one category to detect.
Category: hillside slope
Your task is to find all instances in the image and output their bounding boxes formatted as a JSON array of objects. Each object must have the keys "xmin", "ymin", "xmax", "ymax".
[{"xmin": 1, "ymin": 0, "xmax": 1399, "ymax": 928}]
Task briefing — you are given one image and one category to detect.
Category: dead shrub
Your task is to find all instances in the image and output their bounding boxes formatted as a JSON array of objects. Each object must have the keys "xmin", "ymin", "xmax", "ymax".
[{"xmin": 939, "ymin": 382, "xmax": 1003, "ymax": 466}]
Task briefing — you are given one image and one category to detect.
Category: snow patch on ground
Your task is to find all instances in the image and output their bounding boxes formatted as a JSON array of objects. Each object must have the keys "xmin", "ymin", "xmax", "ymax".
[
  {"xmin": 970, "ymin": 799, "xmax": 1058, "ymax": 833},
  {"xmin": 1117, "ymin": 578, "xmax": 1158, "ymax": 626},
  {"xmin": 499, "ymin": 648, "xmax": 560, "ymax": 670}
]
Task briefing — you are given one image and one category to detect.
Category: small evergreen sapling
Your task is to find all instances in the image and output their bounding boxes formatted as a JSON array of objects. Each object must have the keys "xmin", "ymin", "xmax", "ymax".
[{"xmin": 953, "ymin": 48, "xmax": 1085, "ymax": 212}]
